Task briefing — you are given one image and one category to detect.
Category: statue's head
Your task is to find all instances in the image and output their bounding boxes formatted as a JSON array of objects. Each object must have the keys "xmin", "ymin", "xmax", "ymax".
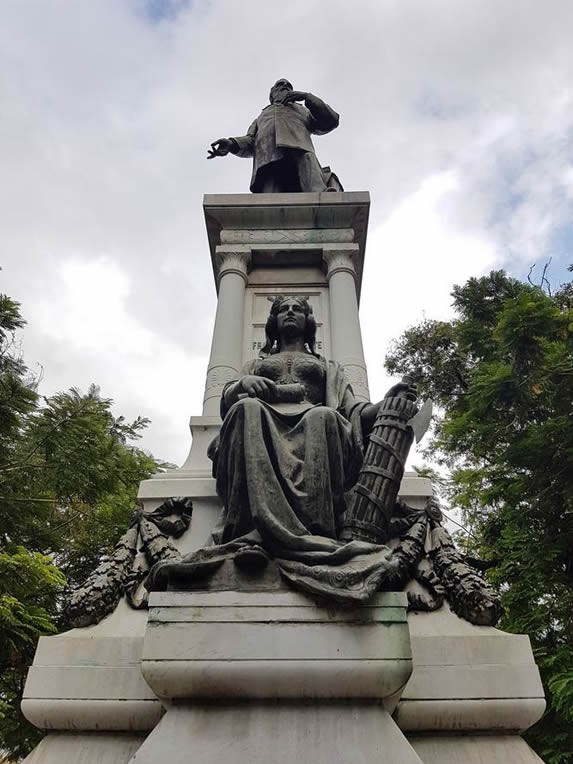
[
  {"xmin": 269, "ymin": 78, "xmax": 293, "ymax": 104},
  {"xmin": 261, "ymin": 295, "xmax": 319, "ymax": 356}
]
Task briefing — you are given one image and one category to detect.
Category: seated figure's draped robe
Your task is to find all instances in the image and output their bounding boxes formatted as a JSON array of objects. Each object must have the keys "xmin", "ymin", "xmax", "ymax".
[
  {"xmin": 149, "ymin": 353, "xmax": 400, "ymax": 602},
  {"xmin": 210, "ymin": 353, "xmax": 366, "ymax": 546}
]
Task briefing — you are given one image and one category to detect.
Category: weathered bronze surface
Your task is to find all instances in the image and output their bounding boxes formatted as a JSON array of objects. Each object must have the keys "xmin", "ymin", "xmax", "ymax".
[{"xmin": 207, "ymin": 79, "xmax": 342, "ymax": 193}]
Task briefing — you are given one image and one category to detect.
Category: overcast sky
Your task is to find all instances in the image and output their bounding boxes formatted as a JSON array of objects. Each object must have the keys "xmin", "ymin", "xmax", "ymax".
[{"xmin": 2, "ymin": 0, "xmax": 572, "ymax": 466}]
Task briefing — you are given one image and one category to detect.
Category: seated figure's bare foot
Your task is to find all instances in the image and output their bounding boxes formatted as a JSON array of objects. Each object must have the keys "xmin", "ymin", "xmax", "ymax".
[{"xmin": 234, "ymin": 544, "xmax": 270, "ymax": 570}]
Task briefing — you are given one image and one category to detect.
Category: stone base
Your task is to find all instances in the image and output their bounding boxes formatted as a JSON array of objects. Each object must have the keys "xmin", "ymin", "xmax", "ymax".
[
  {"xmin": 23, "ymin": 732, "xmax": 145, "ymax": 764},
  {"xmin": 22, "ymin": 607, "xmax": 162, "ymax": 733},
  {"xmin": 130, "ymin": 705, "xmax": 422, "ymax": 764},
  {"xmin": 21, "ymin": 604, "xmax": 161, "ymax": 764},
  {"xmin": 142, "ymin": 590, "xmax": 412, "ymax": 702},
  {"xmin": 134, "ymin": 590, "xmax": 421, "ymax": 763},
  {"xmin": 409, "ymin": 735, "xmax": 544, "ymax": 763},
  {"xmin": 398, "ymin": 606, "xmax": 546, "ymax": 734},
  {"xmin": 394, "ymin": 606, "xmax": 547, "ymax": 762}
]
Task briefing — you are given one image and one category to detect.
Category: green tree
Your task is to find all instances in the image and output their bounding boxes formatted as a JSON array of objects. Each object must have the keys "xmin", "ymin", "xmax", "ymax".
[
  {"xmin": 0, "ymin": 294, "xmax": 164, "ymax": 760},
  {"xmin": 386, "ymin": 270, "xmax": 573, "ymax": 763}
]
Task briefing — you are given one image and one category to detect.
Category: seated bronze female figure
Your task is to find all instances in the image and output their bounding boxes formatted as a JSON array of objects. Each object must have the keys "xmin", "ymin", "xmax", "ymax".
[
  {"xmin": 209, "ymin": 295, "xmax": 412, "ymax": 558},
  {"xmin": 149, "ymin": 296, "xmax": 417, "ymax": 602},
  {"xmin": 72, "ymin": 295, "xmax": 501, "ymax": 623}
]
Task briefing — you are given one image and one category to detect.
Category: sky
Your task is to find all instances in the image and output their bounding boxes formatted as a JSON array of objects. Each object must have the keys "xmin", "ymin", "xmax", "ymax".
[{"xmin": 2, "ymin": 0, "xmax": 573, "ymax": 467}]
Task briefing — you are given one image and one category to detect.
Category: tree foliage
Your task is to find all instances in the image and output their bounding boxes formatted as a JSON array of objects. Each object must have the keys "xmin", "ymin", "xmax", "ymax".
[
  {"xmin": 0, "ymin": 293, "xmax": 164, "ymax": 760},
  {"xmin": 386, "ymin": 270, "xmax": 573, "ymax": 763}
]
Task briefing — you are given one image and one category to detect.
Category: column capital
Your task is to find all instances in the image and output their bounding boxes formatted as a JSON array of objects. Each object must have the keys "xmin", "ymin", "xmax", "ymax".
[
  {"xmin": 322, "ymin": 247, "xmax": 358, "ymax": 282},
  {"xmin": 216, "ymin": 247, "xmax": 251, "ymax": 286}
]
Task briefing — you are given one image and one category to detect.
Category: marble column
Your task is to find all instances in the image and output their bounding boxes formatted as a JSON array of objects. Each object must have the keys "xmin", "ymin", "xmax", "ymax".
[
  {"xmin": 202, "ymin": 250, "xmax": 250, "ymax": 416},
  {"xmin": 323, "ymin": 246, "xmax": 370, "ymax": 401}
]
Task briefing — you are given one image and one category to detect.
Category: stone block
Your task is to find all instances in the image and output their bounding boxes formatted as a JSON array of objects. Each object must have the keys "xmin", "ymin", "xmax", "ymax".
[
  {"xmin": 22, "ymin": 732, "xmax": 145, "ymax": 764},
  {"xmin": 409, "ymin": 734, "xmax": 545, "ymax": 763},
  {"xmin": 132, "ymin": 589, "xmax": 422, "ymax": 764},
  {"xmin": 129, "ymin": 705, "xmax": 423, "ymax": 764},
  {"xmin": 22, "ymin": 608, "xmax": 163, "ymax": 733},
  {"xmin": 142, "ymin": 591, "xmax": 412, "ymax": 704},
  {"xmin": 203, "ymin": 191, "xmax": 370, "ymax": 302},
  {"xmin": 395, "ymin": 606, "xmax": 545, "ymax": 736}
]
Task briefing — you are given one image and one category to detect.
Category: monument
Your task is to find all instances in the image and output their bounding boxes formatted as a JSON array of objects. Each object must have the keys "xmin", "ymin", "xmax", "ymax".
[{"xmin": 21, "ymin": 81, "xmax": 546, "ymax": 763}]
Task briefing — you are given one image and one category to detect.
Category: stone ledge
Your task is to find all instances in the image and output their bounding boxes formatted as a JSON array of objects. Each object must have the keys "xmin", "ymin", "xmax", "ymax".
[
  {"xmin": 142, "ymin": 658, "xmax": 413, "ymax": 701},
  {"xmin": 397, "ymin": 697, "xmax": 546, "ymax": 734},
  {"xmin": 138, "ymin": 473, "xmax": 432, "ymax": 500},
  {"xmin": 151, "ymin": 604, "xmax": 407, "ymax": 623},
  {"xmin": 408, "ymin": 734, "xmax": 545, "ymax": 763},
  {"xmin": 21, "ymin": 698, "xmax": 163, "ymax": 732},
  {"xmin": 149, "ymin": 590, "xmax": 407, "ymax": 608}
]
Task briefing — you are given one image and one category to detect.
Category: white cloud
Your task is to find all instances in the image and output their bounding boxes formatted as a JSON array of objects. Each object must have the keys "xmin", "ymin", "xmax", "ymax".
[
  {"xmin": 32, "ymin": 257, "xmax": 206, "ymax": 464},
  {"xmin": 361, "ymin": 171, "xmax": 498, "ymax": 463}
]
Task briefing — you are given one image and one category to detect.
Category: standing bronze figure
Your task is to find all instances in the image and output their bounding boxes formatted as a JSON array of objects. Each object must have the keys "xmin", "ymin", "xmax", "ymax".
[{"xmin": 207, "ymin": 79, "xmax": 342, "ymax": 192}]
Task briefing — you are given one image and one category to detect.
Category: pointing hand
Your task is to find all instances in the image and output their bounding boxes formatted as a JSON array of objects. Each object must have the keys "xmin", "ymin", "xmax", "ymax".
[{"xmin": 207, "ymin": 138, "xmax": 233, "ymax": 159}]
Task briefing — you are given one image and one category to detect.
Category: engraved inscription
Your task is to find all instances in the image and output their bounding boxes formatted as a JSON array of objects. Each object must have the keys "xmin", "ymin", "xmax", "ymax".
[{"xmin": 251, "ymin": 339, "xmax": 323, "ymax": 351}]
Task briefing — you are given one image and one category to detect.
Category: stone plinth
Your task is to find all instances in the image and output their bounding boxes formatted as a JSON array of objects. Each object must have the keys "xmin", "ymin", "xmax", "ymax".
[
  {"xmin": 131, "ymin": 590, "xmax": 423, "ymax": 764},
  {"xmin": 22, "ymin": 734, "xmax": 144, "ymax": 764},
  {"xmin": 21, "ymin": 604, "xmax": 162, "ymax": 764},
  {"xmin": 401, "ymin": 606, "xmax": 546, "ymax": 763}
]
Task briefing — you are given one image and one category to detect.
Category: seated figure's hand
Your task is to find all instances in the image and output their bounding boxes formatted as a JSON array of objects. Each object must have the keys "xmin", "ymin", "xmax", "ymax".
[
  {"xmin": 239, "ymin": 375, "xmax": 277, "ymax": 402},
  {"xmin": 384, "ymin": 378, "xmax": 417, "ymax": 402}
]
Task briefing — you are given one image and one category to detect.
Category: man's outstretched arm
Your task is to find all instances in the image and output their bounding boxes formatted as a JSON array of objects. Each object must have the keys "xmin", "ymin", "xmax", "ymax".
[{"xmin": 207, "ymin": 120, "xmax": 257, "ymax": 159}]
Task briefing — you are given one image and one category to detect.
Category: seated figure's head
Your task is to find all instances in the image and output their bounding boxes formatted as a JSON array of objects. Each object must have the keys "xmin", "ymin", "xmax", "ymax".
[
  {"xmin": 261, "ymin": 295, "xmax": 318, "ymax": 356},
  {"xmin": 269, "ymin": 78, "xmax": 293, "ymax": 104}
]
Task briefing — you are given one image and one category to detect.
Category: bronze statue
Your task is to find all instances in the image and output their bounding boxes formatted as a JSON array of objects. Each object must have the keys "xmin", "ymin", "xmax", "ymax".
[
  {"xmin": 207, "ymin": 79, "xmax": 342, "ymax": 193},
  {"xmin": 148, "ymin": 297, "xmax": 419, "ymax": 602},
  {"xmin": 208, "ymin": 296, "xmax": 415, "ymax": 557},
  {"xmin": 69, "ymin": 297, "xmax": 501, "ymax": 625}
]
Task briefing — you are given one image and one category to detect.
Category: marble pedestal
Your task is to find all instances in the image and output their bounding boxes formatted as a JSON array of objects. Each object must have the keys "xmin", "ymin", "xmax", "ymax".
[
  {"xmin": 401, "ymin": 606, "xmax": 546, "ymax": 763},
  {"xmin": 131, "ymin": 590, "xmax": 423, "ymax": 764}
]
